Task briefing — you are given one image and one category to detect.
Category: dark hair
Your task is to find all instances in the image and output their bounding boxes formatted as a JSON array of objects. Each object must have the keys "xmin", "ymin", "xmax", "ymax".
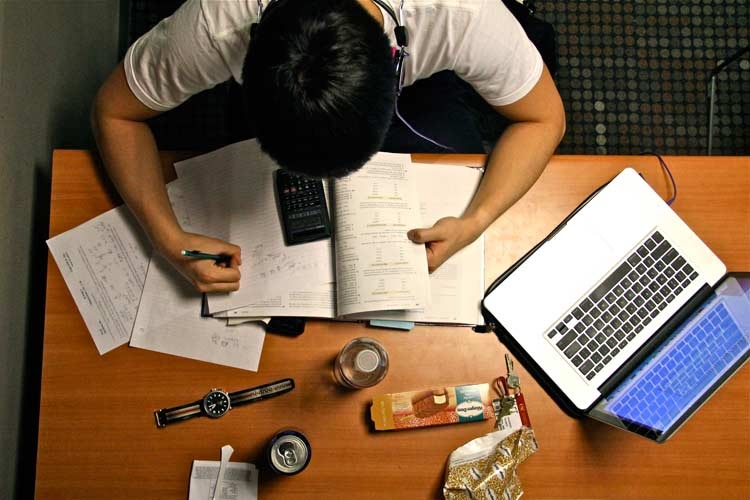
[{"xmin": 242, "ymin": 0, "xmax": 396, "ymax": 177}]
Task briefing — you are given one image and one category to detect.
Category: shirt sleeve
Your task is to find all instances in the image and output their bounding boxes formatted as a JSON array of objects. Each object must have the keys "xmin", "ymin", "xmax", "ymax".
[
  {"xmin": 452, "ymin": 0, "xmax": 543, "ymax": 107},
  {"xmin": 123, "ymin": 0, "xmax": 232, "ymax": 112}
]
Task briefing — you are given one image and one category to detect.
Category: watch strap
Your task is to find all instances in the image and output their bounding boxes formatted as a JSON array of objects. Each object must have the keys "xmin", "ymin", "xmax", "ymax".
[
  {"xmin": 154, "ymin": 378, "xmax": 295, "ymax": 428},
  {"xmin": 229, "ymin": 378, "xmax": 295, "ymax": 407},
  {"xmin": 154, "ymin": 399, "xmax": 203, "ymax": 428}
]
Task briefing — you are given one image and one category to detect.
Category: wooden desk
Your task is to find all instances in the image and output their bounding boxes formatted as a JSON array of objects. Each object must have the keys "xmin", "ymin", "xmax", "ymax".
[{"xmin": 38, "ymin": 152, "xmax": 750, "ymax": 499}]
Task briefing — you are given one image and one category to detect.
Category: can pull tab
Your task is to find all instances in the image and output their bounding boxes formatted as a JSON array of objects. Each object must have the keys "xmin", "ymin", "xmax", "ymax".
[{"xmin": 278, "ymin": 442, "xmax": 299, "ymax": 467}]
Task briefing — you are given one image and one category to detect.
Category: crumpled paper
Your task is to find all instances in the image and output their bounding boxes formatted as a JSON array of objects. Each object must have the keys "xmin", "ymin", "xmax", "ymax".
[{"xmin": 443, "ymin": 426, "xmax": 538, "ymax": 500}]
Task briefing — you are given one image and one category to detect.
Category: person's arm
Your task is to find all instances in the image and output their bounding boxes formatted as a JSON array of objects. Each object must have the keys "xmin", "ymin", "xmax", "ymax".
[
  {"xmin": 407, "ymin": 65, "xmax": 565, "ymax": 271},
  {"xmin": 91, "ymin": 61, "xmax": 242, "ymax": 292}
]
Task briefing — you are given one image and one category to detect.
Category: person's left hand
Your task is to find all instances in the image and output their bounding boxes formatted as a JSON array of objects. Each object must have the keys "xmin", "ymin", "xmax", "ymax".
[{"xmin": 407, "ymin": 217, "xmax": 481, "ymax": 272}]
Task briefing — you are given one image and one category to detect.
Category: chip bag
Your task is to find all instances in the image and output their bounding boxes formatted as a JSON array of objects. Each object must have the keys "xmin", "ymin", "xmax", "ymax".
[{"xmin": 443, "ymin": 425, "xmax": 537, "ymax": 500}]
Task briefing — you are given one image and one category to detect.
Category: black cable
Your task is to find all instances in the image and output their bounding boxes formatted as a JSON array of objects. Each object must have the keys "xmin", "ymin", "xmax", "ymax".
[
  {"xmin": 709, "ymin": 46, "xmax": 750, "ymax": 78},
  {"xmin": 639, "ymin": 152, "xmax": 677, "ymax": 206}
]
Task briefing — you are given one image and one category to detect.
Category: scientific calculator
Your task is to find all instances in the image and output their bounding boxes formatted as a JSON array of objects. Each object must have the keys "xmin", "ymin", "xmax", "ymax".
[{"xmin": 275, "ymin": 169, "xmax": 332, "ymax": 245}]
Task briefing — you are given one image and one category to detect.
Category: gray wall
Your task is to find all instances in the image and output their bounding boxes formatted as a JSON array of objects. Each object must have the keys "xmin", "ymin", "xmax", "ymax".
[{"xmin": 0, "ymin": 1, "xmax": 120, "ymax": 497}]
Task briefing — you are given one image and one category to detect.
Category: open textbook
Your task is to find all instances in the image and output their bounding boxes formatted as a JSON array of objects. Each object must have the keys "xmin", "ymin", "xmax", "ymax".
[{"xmin": 168, "ymin": 140, "xmax": 485, "ymax": 325}]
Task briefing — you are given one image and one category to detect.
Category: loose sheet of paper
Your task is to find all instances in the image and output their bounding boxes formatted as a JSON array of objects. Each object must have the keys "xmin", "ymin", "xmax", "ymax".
[
  {"xmin": 46, "ymin": 206, "xmax": 150, "ymax": 354},
  {"xmin": 350, "ymin": 163, "xmax": 485, "ymax": 324},
  {"xmin": 332, "ymin": 153, "xmax": 429, "ymax": 316},
  {"xmin": 189, "ymin": 460, "xmax": 257, "ymax": 500},
  {"xmin": 171, "ymin": 140, "xmax": 335, "ymax": 315},
  {"xmin": 130, "ymin": 252, "xmax": 265, "ymax": 371},
  {"xmin": 130, "ymin": 171, "xmax": 265, "ymax": 370}
]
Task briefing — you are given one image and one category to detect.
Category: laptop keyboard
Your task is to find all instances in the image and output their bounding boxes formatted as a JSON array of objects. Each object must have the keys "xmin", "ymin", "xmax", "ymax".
[
  {"xmin": 547, "ymin": 231, "xmax": 699, "ymax": 381},
  {"xmin": 606, "ymin": 301, "xmax": 747, "ymax": 437}
]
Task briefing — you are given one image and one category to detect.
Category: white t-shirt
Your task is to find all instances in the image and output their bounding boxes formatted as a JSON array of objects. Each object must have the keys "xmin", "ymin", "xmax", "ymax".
[{"xmin": 124, "ymin": 0, "xmax": 543, "ymax": 112}]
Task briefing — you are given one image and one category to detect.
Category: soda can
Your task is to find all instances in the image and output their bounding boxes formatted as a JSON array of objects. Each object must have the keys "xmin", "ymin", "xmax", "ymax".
[{"xmin": 266, "ymin": 429, "xmax": 311, "ymax": 475}]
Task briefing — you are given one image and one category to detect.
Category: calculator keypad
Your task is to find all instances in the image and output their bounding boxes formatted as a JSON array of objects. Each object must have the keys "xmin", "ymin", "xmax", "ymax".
[{"xmin": 276, "ymin": 170, "xmax": 332, "ymax": 245}]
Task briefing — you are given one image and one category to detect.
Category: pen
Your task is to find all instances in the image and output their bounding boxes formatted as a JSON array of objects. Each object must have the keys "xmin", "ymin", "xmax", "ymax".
[{"xmin": 181, "ymin": 249, "xmax": 232, "ymax": 264}]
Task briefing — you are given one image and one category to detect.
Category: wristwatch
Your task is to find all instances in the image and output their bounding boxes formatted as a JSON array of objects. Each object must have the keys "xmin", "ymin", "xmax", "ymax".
[{"xmin": 154, "ymin": 378, "xmax": 295, "ymax": 428}]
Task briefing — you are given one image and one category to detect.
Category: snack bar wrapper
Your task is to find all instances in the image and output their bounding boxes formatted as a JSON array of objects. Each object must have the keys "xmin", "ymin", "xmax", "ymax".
[
  {"xmin": 443, "ymin": 424, "xmax": 537, "ymax": 500},
  {"xmin": 370, "ymin": 383, "xmax": 493, "ymax": 431}
]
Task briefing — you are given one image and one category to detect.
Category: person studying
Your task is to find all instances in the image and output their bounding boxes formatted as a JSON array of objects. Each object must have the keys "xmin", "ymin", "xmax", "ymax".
[
  {"xmin": 37, "ymin": 2, "xmax": 749, "ymax": 494},
  {"xmin": 90, "ymin": 0, "xmax": 566, "ymax": 292}
]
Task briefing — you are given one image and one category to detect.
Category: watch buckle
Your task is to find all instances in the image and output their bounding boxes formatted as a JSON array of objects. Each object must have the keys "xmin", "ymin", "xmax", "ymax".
[{"xmin": 154, "ymin": 409, "xmax": 167, "ymax": 428}]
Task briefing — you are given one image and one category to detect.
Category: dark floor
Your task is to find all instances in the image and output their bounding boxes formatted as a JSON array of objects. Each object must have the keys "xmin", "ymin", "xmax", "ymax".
[
  {"xmin": 534, "ymin": 0, "xmax": 749, "ymax": 155},
  {"xmin": 127, "ymin": 0, "xmax": 749, "ymax": 155}
]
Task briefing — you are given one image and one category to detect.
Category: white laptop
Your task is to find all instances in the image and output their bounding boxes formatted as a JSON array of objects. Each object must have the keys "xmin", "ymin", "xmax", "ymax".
[{"xmin": 482, "ymin": 168, "xmax": 729, "ymax": 416}]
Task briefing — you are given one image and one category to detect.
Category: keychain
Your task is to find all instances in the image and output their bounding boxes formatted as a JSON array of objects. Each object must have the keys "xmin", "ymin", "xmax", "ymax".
[{"xmin": 492, "ymin": 354, "xmax": 531, "ymax": 429}]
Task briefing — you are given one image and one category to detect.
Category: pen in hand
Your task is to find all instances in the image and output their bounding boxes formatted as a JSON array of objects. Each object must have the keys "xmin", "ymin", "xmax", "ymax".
[{"xmin": 181, "ymin": 249, "xmax": 233, "ymax": 266}]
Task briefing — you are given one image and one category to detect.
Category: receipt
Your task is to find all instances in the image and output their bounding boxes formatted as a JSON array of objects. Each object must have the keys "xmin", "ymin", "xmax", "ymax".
[{"xmin": 189, "ymin": 459, "xmax": 258, "ymax": 500}]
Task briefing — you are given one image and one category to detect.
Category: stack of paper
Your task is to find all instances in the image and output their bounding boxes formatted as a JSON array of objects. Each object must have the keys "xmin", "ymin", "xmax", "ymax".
[{"xmin": 45, "ymin": 143, "xmax": 280, "ymax": 370}]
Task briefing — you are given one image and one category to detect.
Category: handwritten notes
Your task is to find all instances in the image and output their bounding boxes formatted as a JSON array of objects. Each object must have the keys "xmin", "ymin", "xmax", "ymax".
[
  {"xmin": 47, "ymin": 172, "xmax": 266, "ymax": 368},
  {"xmin": 129, "ymin": 254, "xmax": 265, "ymax": 371},
  {"xmin": 170, "ymin": 140, "xmax": 335, "ymax": 314}
]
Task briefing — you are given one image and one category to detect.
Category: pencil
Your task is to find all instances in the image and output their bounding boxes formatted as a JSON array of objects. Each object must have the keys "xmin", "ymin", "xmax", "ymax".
[{"xmin": 181, "ymin": 249, "xmax": 232, "ymax": 264}]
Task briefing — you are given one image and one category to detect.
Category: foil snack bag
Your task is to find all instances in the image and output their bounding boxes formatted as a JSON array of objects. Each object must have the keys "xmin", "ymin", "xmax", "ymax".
[{"xmin": 443, "ymin": 426, "xmax": 537, "ymax": 500}]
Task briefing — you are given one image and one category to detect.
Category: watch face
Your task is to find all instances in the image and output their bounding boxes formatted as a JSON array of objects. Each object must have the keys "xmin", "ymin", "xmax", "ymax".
[{"xmin": 202, "ymin": 390, "xmax": 231, "ymax": 418}]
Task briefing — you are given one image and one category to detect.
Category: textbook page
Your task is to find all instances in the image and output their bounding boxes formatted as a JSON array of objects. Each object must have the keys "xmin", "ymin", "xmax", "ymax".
[
  {"xmin": 332, "ymin": 153, "xmax": 430, "ymax": 316},
  {"xmin": 172, "ymin": 140, "xmax": 335, "ymax": 315},
  {"xmin": 349, "ymin": 163, "xmax": 485, "ymax": 325},
  {"xmin": 46, "ymin": 206, "xmax": 150, "ymax": 354}
]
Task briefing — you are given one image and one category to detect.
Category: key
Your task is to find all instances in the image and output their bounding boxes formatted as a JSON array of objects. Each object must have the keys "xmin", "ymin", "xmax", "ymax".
[
  {"xmin": 505, "ymin": 353, "xmax": 521, "ymax": 390},
  {"xmin": 493, "ymin": 396, "xmax": 520, "ymax": 431}
]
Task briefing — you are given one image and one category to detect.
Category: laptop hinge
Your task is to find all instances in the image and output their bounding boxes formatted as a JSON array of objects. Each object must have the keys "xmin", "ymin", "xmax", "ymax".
[{"xmin": 597, "ymin": 283, "xmax": 716, "ymax": 396}]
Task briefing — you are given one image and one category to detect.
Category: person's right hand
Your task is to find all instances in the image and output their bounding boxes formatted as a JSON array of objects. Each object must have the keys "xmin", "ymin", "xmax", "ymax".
[{"xmin": 161, "ymin": 231, "xmax": 242, "ymax": 293}]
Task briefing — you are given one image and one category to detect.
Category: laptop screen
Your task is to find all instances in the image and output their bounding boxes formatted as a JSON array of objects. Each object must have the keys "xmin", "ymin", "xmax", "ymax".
[{"xmin": 589, "ymin": 273, "xmax": 750, "ymax": 442}]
